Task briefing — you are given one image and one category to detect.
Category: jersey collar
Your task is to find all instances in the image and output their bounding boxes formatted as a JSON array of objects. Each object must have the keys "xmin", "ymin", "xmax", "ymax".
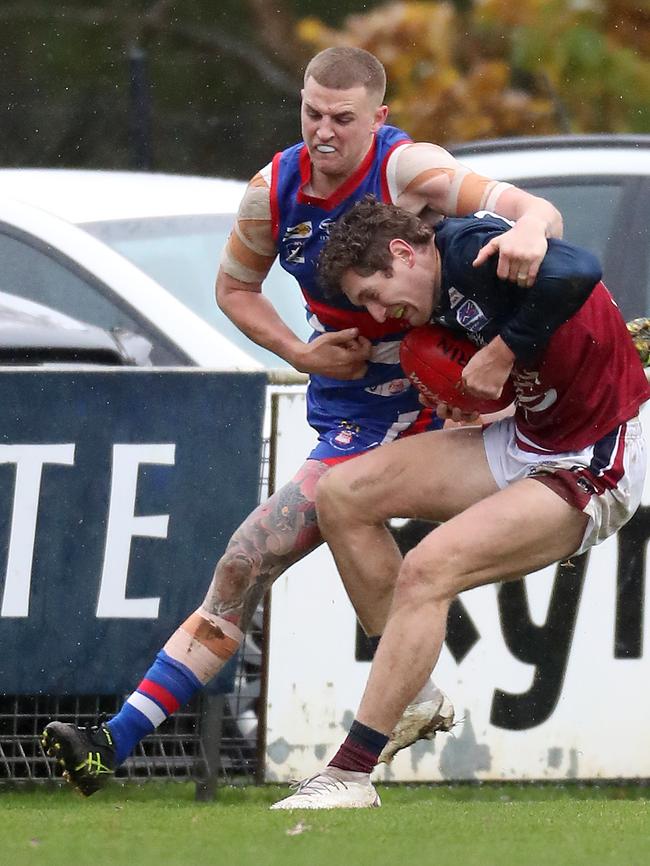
[{"xmin": 297, "ymin": 136, "xmax": 378, "ymax": 210}]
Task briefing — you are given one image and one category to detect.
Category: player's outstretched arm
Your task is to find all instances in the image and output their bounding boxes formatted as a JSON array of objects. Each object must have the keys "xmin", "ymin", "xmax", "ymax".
[
  {"xmin": 215, "ymin": 170, "xmax": 310, "ymax": 370},
  {"xmin": 216, "ymin": 267, "xmax": 306, "ymax": 361},
  {"xmin": 392, "ymin": 142, "xmax": 562, "ymax": 287},
  {"xmin": 217, "ymin": 169, "xmax": 371, "ymax": 379}
]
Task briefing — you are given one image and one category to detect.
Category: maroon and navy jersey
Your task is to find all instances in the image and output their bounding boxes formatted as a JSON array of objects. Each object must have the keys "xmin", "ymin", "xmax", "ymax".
[
  {"xmin": 434, "ymin": 213, "xmax": 650, "ymax": 452},
  {"xmin": 511, "ymin": 284, "xmax": 650, "ymax": 452}
]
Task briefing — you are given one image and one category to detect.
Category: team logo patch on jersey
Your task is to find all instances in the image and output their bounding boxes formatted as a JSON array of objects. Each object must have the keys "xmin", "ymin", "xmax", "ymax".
[
  {"xmin": 448, "ymin": 287, "xmax": 464, "ymax": 309},
  {"xmin": 319, "ymin": 218, "xmax": 336, "ymax": 238},
  {"xmin": 330, "ymin": 420, "xmax": 361, "ymax": 451},
  {"xmin": 456, "ymin": 299, "xmax": 489, "ymax": 332},
  {"xmin": 365, "ymin": 378, "xmax": 411, "ymax": 397},
  {"xmin": 284, "ymin": 242, "xmax": 305, "ymax": 264},
  {"xmin": 283, "ymin": 221, "xmax": 312, "ymax": 241}
]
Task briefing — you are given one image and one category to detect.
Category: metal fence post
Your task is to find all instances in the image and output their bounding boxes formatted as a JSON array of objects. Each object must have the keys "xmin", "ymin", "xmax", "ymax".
[
  {"xmin": 194, "ymin": 693, "xmax": 226, "ymax": 801},
  {"xmin": 129, "ymin": 44, "xmax": 153, "ymax": 171}
]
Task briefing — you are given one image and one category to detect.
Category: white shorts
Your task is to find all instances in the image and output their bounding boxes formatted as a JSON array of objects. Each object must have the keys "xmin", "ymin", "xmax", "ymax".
[{"xmin": 482, "ymin": 416, "xmax": 647, "ymax": 554}]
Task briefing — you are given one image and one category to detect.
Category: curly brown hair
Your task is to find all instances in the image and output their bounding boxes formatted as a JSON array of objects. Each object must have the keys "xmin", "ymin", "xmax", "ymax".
[{"xmin": 318, "ymin": 196, "xmax": 434, "ymax": 295}]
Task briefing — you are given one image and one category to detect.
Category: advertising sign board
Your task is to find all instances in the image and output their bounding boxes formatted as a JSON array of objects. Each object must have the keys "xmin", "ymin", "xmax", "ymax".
[
  {"xmin": 0, "ymin": 369, "xmax": 266, "ymax": 695},
  {"xmin": 265, "ymin": 391, "xmax": 650, "ymax": 781}
]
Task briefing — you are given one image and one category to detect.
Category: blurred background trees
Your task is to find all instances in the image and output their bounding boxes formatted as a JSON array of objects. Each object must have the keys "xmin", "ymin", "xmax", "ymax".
[
  {"xmin": 300, "ymin": 0, "xmax": 650, "ymax": 142},
  {"xmin": 1, "ymin": 0, "xmax": 648, "ymax": 178}
]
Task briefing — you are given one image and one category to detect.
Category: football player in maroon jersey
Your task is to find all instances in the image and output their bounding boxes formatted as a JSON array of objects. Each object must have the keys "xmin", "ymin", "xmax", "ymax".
[{"xmin": 269, "ymin": 196, "xmax": 649, "ymax": 809}]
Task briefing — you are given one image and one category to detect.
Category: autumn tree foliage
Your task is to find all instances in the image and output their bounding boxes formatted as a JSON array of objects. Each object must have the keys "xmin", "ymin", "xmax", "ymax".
[
  {"xmin": 1, "ymin": 0, "xmax": 646, "ymax": 172},
  {"xmin": 297, "ymin": 0, "xmax": 650, "ymax": 144}
]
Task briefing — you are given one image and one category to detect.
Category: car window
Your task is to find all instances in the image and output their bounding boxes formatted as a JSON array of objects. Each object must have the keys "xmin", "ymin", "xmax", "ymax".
[
  {"xmin": 518, "ymin": 181, "xmax": 622, "ymax": 264},
  {"xmin": 516, "ymin": 178, "xmax": 650, "ymax": 318},
  {"xmin": 84, "ymin": 215, "xmax": 311, "ymax": 369},
  {"xmin": 517, "ymin": 177, "xmax": 650, "ymax": 319},
  {"xmin": 0, "ymin": 228, "xmax": 186, "ymax": 365}
]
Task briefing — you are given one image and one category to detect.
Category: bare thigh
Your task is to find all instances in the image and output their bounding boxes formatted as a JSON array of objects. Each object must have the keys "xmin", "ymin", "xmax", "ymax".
[
  {"xmin": 405, "ymin": 476, "xmax": 590, "ymax": 601},
  {"xmin": 325, "ymin": 425, "xmax": 499, "ymax": 524}
]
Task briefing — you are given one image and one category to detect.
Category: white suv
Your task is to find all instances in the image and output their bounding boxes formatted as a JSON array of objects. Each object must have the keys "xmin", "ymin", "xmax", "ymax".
[{"xmin": 0, "ymin": 169, "xmax": 307, "ymax": 370}]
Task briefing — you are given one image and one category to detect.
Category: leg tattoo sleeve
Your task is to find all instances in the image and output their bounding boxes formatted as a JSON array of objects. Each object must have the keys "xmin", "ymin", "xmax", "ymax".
[{"xmin": 203, "ymin": 459, "xmax": 329, "ymax": 632}]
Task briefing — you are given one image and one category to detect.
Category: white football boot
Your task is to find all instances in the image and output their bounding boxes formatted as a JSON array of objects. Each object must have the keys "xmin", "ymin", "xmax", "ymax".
[
  {"xmin": 378, "ymin": 690, "xmax": 455, "ymax": 764},
  {"xmin": 270, "ymin": 767, "xmax": 380, "ymax": 810}
]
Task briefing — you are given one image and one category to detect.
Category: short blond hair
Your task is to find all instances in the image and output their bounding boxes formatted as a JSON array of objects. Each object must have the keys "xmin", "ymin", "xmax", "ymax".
[{"xmin": 304, "ymin": 47, "xmax": 386, "ymax": 104}]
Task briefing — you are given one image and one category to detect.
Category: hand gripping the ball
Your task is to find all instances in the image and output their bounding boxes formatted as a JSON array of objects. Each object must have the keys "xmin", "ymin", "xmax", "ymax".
[{"xmin": 399, "ymin": 323, "xmax": 515, "ymax": 414}]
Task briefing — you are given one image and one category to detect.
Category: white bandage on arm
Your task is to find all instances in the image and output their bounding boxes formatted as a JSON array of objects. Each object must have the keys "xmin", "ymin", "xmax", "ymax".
[
  {"xmin": 482, "ymin": 180, "xmax": 515, "ymax": 213},
  {"xmin": 220, "ymin": 166, "xmax": 277, "ymax": 284},
  {"xmin": 391, "ymin": 141, "xmax": 514, "ymax": 217}
]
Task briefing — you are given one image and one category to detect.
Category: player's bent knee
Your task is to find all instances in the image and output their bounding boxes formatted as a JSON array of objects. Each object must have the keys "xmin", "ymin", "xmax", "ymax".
[
  {"xmin": 396, "ymin": 549, "xmax": 459, "ymax": 607},
  {"xmin": 315, "ymin": 468, "xmax": 354, "ymax": 527},
  {"xmin": 395, "ymin": 551, "xmax": 434, "ymax": 601}
]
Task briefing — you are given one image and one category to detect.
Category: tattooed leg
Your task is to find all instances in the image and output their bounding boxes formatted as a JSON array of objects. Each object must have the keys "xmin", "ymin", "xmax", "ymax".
[
  {"xmin": 162, "ymin": 454, "xmax": 404, "ymax": 684},
  {"xmin": 205, "ymin": 459, "xmax": 328, "ymax": 629},
  {"xmin": 90, "ymin": 461, "xmax": 330, "ymax": 765},
  {"xmin": 98, "ymin": 457, "xmax": 448, "ymax": 767},
  {"xmin": 204, "ymin": 457, "xmax": 397, "ymax": 636},
  {"xmin": 165, "ymin": 459, "xmax": 329, "ymax": 684}
]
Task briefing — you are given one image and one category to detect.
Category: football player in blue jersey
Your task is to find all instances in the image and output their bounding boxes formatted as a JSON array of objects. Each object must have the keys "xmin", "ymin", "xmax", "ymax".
[{"xmin": 42, "ymin": 47, "xmax": 564, "ymax": 796}]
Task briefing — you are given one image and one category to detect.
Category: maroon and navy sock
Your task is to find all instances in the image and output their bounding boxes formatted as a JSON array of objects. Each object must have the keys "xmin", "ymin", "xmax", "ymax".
[{"xmin": 328, "ymin": 719, "xmax": 389, "ymax": 774}]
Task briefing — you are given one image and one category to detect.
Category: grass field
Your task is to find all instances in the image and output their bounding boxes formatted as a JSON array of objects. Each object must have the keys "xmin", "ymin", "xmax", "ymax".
[{"xmin": 1, "ymin": 782, "xmax": 648, "ymax": 866}]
